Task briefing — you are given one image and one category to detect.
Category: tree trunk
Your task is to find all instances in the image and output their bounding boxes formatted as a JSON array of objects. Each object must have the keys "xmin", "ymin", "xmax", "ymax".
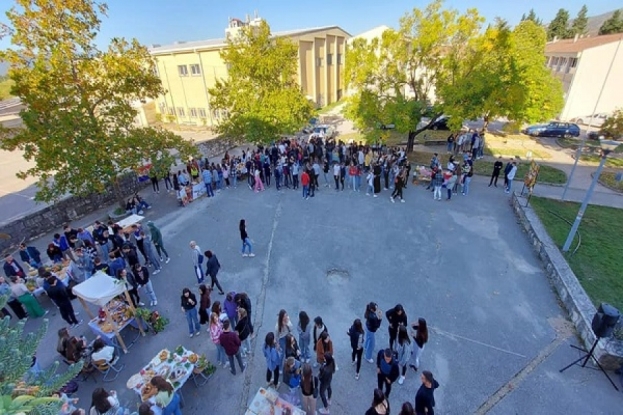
[
  {"xmin": 482, "ymin": 113, "xmax": 490, "ymax": 131},
  {"xmin": 407, "ymin": 131, "xmax": 417, "ymax": 153},
  {"xmin": 406, "ymin": 114, "xmax": 444, "ymax": 152}
]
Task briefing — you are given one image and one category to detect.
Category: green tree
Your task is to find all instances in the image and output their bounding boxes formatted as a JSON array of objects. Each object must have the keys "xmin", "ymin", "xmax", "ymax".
[
  {"xmin": 547, "ymin": 8, "xmax": 571, "ymax": 40},
  {"xmin": 599, "ymin": 10, "xmax": 623, "ymax": 35},
  {"xmin": 571, "ymin": 5, "xmax": 589, "ymax": 36},
  {"xmin": 0, "ymin": 296, "xmax": 82, "ymax": 414},
  {"xmin": 521, "ymin": 9, "xmax": 543, "ymax": 26},
  {"xmin": 599, "ymin": 109, "xmax": 623, "ymax": 139},
  {"xmin": 344, "ymin": 0, "xmax": 484, "ymax": 151},
  {"xmin": 0, "ymin": 0, "xmax": 197, "ymax": 204},
  {"xmin": 208, "ymin": 20, "xmax": 313, "ymax": 144}
]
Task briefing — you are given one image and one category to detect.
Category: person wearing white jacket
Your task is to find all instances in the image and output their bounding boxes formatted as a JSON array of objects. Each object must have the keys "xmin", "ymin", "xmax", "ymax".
[{"xmin": 506, "ymin": 162, "xmax": 518, "ymax": 194}]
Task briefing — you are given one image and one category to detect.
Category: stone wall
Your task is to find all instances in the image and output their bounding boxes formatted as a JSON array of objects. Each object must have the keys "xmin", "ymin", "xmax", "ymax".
[
  {"xmin": 511, "ymin": 193, "xmax": 623, "ymax": 369},
  {"xmin": 0, "ymin": 174, "xmax": 144, "ymax": 255},
  {"xmin": 196, "ymin": 136, "xmax": 243, "ymax": 160}
]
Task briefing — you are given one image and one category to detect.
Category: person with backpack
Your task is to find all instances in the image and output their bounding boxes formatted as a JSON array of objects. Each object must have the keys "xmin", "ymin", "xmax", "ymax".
[
  {"xmin": 376, "ymin": 348, "xmax": 400, "ymax": 398},
  {"xmin": 347, "ymin": 319, "xmax": 365, "ymax": 380},
  {"xmin": 365, "ymin": 302, "xmax": 383, "ymax": 363},
  {"xmin": 300, "ymin": 363, "xmax": 319, "ymax": 415}
]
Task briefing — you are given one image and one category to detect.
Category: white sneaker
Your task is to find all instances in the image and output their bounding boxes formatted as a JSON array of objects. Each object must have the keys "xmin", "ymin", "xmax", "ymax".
[
  {"xmin": 189, "ymin": 333, "xmax": 194, "ymax": 338},
  {"xmin": 195, "ymin": 331, "xmax": 200, "ymax": 336},
  {"xmin": 401, "ymin": 199, "xmax": 405, "ymax": 203},
  {"xmin": 165, "ymin": 258, "xmax": 170, "ymax": 264},
  {"xmin": 138, "ymin": 302, "xmax": 145, "ymax": 306},
  {"xmin": 153, "ymin": 269, "xmax": 161, "ymax": 275},
  {"xmin": 390, "ymin": 197, "xmax": 395, "ymax": 203},
  {"xmin": 355, "ymin": 373, "xmax": 360, "ymax": 380},
  {"xmin": 367, "ymin": 358, "xmax": 374, "ymax": 364},
  {"xmin": 248, "ymin": 253, "xmax": 255, "ymax": 257},
  {"xmin": 398, "ymin": 375, "xmax": 405, "ymax": 385},
  {"xmin": 373, "ymin": 194, "xmax": 378, "ymax": 198},
  {"xmin": 242, "ymin": 253, "xmax": 248, "ymax": 257}
]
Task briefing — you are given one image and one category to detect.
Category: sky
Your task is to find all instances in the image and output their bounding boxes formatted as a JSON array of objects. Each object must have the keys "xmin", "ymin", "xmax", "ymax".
[{"xmin": 0, "ymin": 0, "xmax": 621, "ymax": 51}]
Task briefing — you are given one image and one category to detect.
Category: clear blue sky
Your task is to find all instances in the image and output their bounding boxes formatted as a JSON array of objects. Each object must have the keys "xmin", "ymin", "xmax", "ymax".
[{"xmin": 0, "ymin": 0, "xmax": 621, "ymax": 49}]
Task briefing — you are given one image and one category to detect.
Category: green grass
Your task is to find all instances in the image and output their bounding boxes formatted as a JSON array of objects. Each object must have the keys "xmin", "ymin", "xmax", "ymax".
[
  {"xmin": 318, "ymin": 100, "xmax": 343, "ymax": 115},
  {"xmin": 580, "ymin": 154, "xmax": 623, "ymax": 168},
  {"xmin": 530, "ymin": 197, "xmax": 623, "ymax": 312},
  {"xmin": 598, "ymin": 171, "xmax": 623, "ymax": 193},
  {"xmin": 485, "ymin": 145, "xmax": 552, "ymax": 159},
  {"xmin": 0, "ymin": 78, "xmax": 14, "ymax": 100},
  {"xmin": 406, "ymin": 151, "xmax": 567, "ymax": 184}
]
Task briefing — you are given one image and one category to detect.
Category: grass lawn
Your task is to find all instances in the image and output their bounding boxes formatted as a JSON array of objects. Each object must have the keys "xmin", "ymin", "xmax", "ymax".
[
  {"xmin": 317, "ymin": 100, "xmax": 343, "ymax": 115},
  {"xmin": 580, "ymin": 154, "xmax": 623, "ymax": 168},
  {"xmin": 485, "ymin": 132, "xmax": 552, "ymax": 159},
  {"xmin": 530, "ymin": 196, "xmax": 623, "ymax": 313},
  {"xmin": 598, "ymin": 171, "xmax": 623, "ymax": 193},
  {"xmin": 0, "ymin": 79, "xmax": 14, "ymax": 100},
  {"xmin": 406, "ymin": 151, "xmax": 567, "ymax": 184}
]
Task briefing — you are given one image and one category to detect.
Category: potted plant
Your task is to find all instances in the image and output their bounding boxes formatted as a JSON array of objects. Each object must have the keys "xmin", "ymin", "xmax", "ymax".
[
  {"xmin": 192, "ymin": 354, "xmax": 216, "ymax": 376},
  {"xmin": 133, "ymin": 308, "xmax": 169, "ymax": 334}
]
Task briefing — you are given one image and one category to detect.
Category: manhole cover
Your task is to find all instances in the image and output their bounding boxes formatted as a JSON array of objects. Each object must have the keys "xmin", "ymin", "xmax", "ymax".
[{"xmin": 326, "ymin": 268, "xmax": 350, "ymax": 285}]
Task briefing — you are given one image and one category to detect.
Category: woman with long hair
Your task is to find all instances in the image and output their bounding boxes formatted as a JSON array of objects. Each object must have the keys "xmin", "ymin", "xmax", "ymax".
[
  {"xmin": 275, "ymin": 309, "xmax": 292, "ymax": 363},
  {"xmin": 180, "ymin": 287, "xmax": 200, "ymax": 338},
  {"xmin": 235, "ymin": 307, "xmax": 252, "ymax": 356},
  {"xmin": 198, "ymin": 284, "xmax": 212, "ymax": 325},
  {"xmin": 297, "ymin": 311, "xmax": 312, "ymax": 363},
  {"xmin": 347, "ymin": 318, "xmax": 365, "ymax": 380},
  {"xmin": 415, "ymin": 370, "xmax": 440, "ymax": 415},
  {"xmin": 318, "ymin": 353, "xmax": 336, "ymax": 415},
  {"xmin": 284, "ymin": 333, "xmax": 301, "ymax": 361},
  {"xmin": 396, "ymin": 325, "xmax": 412, "ymax": 385},
  {"xmin": 151, "ymin": 375, "xmax": 182, "ymax": 415},
  {"xmin": 300, "ymin": 363, "xmax": 318, "ymax": 415},
  {"xmin": 410, "ymin": 318, "xmax": 429, "ymax": 372},
  {"xmin": 239, "ymin": 219, "xmax": 255, "ymax": 257},
  {"xmin": 263, "ymin": 332, "xmax": 281, "ymax": 388},
  {"xmin": 364, "ymin": 302, "xmax": 383, "ymax": 363},
  {"xmin": 364, "ymin": 388, "xmax": 390, "ymax": 415},
  {"xmin": 209, "ymin": 312, "xmax": 227, "ymax": 366},
  {"xmin": 399, "ymin": 402, "xmax": 416, "ymax": 415},
  {"xmin": 89, "ymin": 388, "xmax": 121, "ymax": 415}
]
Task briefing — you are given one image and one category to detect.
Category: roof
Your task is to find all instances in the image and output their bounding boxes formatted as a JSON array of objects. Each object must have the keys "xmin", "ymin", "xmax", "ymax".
[
  {"xmin": 545, "ymin": 33, "xmax": 623, "ymax": 54},
  {"xmin": 351, "ymin": 25, "xmax": 391, "ymax": 41},
  {"xmin": 150, "ymin": 25, "xmax": 351, "ymax": 55}
]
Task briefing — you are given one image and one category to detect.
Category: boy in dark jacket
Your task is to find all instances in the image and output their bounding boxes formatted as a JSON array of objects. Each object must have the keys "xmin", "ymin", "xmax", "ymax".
[
  {"xmin": 386, "ymin": 304, "xmax": 407, "ymax": 350},
  {"xmin": 376, "ymin": 348, "xmax": 400, "ymax": 398}
]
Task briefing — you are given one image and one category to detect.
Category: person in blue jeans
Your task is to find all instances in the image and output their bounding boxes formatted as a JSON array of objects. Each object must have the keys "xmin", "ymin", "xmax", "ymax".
[
  {"xmin": 297, "ymin": 310, "xmax": 312, "ymax": 363},
  {"xmin": 202, "ymin": 167, "xmax": 214, "ymax": 197},
  {"xmin": 364, "ymin": 302, "xmax": 383, "ymax": 363},
  {"xmin": 150, "ymin": 376, "xmax": 182, "ymax": 415},
  {"xmin": 239, "ymin": 219, "xmax": 255, "ymax": 257},
  {"xmin": 180, "ymin": 288, "xmax": 201, "ymax": 338}
]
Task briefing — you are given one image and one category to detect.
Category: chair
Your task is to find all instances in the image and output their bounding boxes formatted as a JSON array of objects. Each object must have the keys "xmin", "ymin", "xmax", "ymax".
[
  {"xmin": 60, "ymin": 357, "xmax": 96, "ymax": 382},
  {"xmin": 92, "ymin": 359, "xmax": 125, "ymax": 382}
]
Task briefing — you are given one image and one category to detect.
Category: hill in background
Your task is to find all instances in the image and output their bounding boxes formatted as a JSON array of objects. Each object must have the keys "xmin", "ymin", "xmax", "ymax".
[{"xmin": 572, "ymin": 8, "xmax": 622, "ymax": 36}]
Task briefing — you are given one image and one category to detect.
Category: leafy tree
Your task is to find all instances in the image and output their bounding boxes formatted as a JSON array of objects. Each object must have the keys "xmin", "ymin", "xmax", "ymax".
[
  {"xmin": 208, "ymin": 20, "xmax": 314, "ymax": 144},
  {"xmin": 571, "ymin": 5, "xmax": 589, "ymax": 36},
  {"xmin": 521, "ymin": 9, "xmax": 543, "ymax": 26},
  {"xmin": 547, "ymin": 8, "xmax": 571, "ymax": 40},
  {"xmin": 599, "ymin": 10, "xmax": 623, "ymax": 35},
  {"xmin": 599, "ymin": 109, "xmax": 623, "ymax": 139},
  {"xmin": 0, "ymin": 296, "xmax": 82, "ymax": 415},
  {"xmin": 0, "ymin": 0, "xmax": 197, "ymax": 204},
  {"xmin": 344, "ymin": 0, "xmax": 484, "ymax": 151}
]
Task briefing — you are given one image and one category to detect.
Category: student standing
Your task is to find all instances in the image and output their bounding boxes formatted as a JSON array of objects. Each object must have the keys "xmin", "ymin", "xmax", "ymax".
[
  {"xmin": 365, "ymin": 389, "xmax": 390, "ymax": 415},
  {"xmin": 386, "ymin": 304, "xmax": 407, "ymax": 350},
  {"xmin": 45, "ymin": 274, "xmax": 81, "ymax": 328},
  {"xmin": 300, "ymin": 363, "xmax": 319, "ymax": 415},
  {"xmin": 220, "ymin": 319, "xmax": 246, "ymax": 375},
  {"xmin": 198, "ymin": 284, "xmax": 212, "ymax": 325},
  {"xmin": 318, "ymin": 353, "xmax": 336, "ymax": 415},
  {"xmin": 298, "ymin": 311, "xmax": 312, "ymax": 363},
  {"xmin": 9, "ymin": 278, "xmax": 46, "ymax": 318},
  {"xmin": 263, "ymin": 332, "xmax": 281, "ymax": 387},
  {"xmin": 239, "ymin": 219, "xmax": 255, "ymax": 257},
  {"xmin": 364, "ymin": 302, "xmax": 383, "ymax": 363},
  {"xmin": 410, "ymin": 318, "xmax": 429, "ymax": 372},
  {"xmin": 347, "ymin": 319, "xmax": 365, "ymax": 380},
  {"xmin": 189, "ymin": 241, "xmax": 204, "ymax": 284},
  {"xmin": 489, "ymin": 157, "xmax": 504, "ymax": 187},
  {"xmin": 399, "ymin": 402, "xmax": 416, "ymax": 415},
  {"xmin": 505, "ymin": 161, "xmax": 518, "ymax": 194},
  {"xmin": 205, "ymin": 250, "xmax": 225, "ymax": 295},
  {"xmin": 209, "ymin": 312, "xmax": 227, "ymax": 366},
  {"xmin": 396, "ymin": 326, "xmax": 412, "ymax": 385},
  {"xmin": 376, "ymin": 348, "xmax": 400, "ymax": 398},
  {"xmin": 180, "ymin": 288, "xmax": 201, "ymax": 338},
  {"xmin": 235, "ymin": 308, "xmax": 252, "ymax": 356},
  {"xmin": 503, "ymin": 158, "xmax": 514, "ymax": 188},
  {"xmin": 312, "ymin": 316, "xmax": 328, "ymax": 367},
  {"xmin": 415, "ymin": 370, "xmax": 440, "ymax": 415},
  {"xmin": 275, "ymin": 309, "xmax": 293, "ymax": 363},
  {"xmin": 133, "ymin": 263, "xmax": 158, "ymax": 307}
]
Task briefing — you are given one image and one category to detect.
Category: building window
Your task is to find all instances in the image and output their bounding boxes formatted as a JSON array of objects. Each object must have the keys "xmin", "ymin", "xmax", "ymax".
[
  {"xmin": 167, "ymin": 107, "xmax": 175, "ymax": 115},
  {"xmin": 178, "ymin": 65, "xmax": 188, "ymax": 76},
  {"xmin": 189, "ymin": 108, "xmax": 198, "ymax": 118},
  {"xmin": 337, "ymin": 89, "xmax": 343, "ymax": 100},
  {"xmin": 327, "ymin": 53, "xmax": 333, "ymax": 66},
  {"xmin": 316, "ymin": 57, "xmax": 323, "ymax": 67},
  {"xmin": 177, "ymin": 107, "xmax": 185, "ymax": 117},
  {"xmin": 552, "ymin": 57, "xmax": 559, "ymax": 66},
  {"xmin": 190, "ymin": 64, "xmax": 201, "ymax": 76},
  {"xmin": 337, "ymin": 53, "xmax": 342, "ymax": 65},
  {"xmin": 569, "ymin": 58, "xmax": 578, "ymax": 68},
  {"xmin": 158, "ymin": 102, "xmax": 166, "ymax": 113},
  {"xmin": 199, "ymin": 108, "xmax": 207, "ymax": 118},
  {"xmin": 211, "ymin": 109, "xmax": 219, "ymax": 120}
]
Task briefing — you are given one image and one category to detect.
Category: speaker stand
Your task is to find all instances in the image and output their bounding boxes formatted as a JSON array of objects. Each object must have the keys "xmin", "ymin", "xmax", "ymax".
[{"xmin": 559, "ymin": 337, "xmax": 619, "ymax": 391}]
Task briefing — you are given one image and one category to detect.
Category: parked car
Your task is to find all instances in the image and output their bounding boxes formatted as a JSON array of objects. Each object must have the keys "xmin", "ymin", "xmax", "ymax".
[
  {"xmin": 429, "ymin": 116, "xmax": 450, "ymax": 130},
  {"xmin": 572, "ymin": 113, "xmax": 609, "ymax": 127},
  {"xmin": 522, "ymin": 122, "xmax": 581, "ymax": 138}
]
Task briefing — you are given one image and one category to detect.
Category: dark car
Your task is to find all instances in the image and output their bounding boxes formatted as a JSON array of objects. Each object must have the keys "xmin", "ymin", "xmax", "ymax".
[
  {"xmin": 522, "ymin": 122, "xmax": 581, "ymax": 138},
  {"xmin": 429, "ymin": 116, "xmax": 450, "ymax": 130}
]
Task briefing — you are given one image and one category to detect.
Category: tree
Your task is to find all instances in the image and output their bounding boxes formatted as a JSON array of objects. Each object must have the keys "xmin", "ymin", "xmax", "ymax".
[
  {"xmin": 547, "ymin": 8, "xmax": 571, "ymax": 40},
  {"xmin": 571, "ymin": 5, "xmax": 589, "ymax": 36},
  {"xmin": 599, "ymin": 109, "xmax": 623, "ymax": 139},
  {"xmin": 344, "ymin": 0, "xmax": 484, "ymax": 151},
  {"xmin": 0, "ymin": 296, "xmax": 81, "ymax": 414},
  {"xmin": 521, "ymin": 9, "xmax": 543, "ymax": 26},
  {"xmin": 208, "ymin": 20, "xmax": 314, "ymax": 144},
  {"xmin": 0, "ymin": 0, "xmax": 197, "ymax": 204},
  {"xmin": 599, "ymin": 10, "xmax": 623, "ymax": 35}
]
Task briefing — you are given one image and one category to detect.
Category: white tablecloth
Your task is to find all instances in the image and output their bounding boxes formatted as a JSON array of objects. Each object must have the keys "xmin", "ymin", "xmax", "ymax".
[{"xmin": 116, "ymin": 214, "xmax": 145, "ymax": 229}]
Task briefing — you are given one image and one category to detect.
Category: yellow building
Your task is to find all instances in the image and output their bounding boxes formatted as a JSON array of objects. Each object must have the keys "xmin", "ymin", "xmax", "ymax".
[{"xmin": 150, "ymin": 16, "xmax": 350, "ymax": 127}]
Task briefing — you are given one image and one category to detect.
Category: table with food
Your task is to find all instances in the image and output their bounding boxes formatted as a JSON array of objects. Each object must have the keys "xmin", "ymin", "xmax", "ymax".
[
  {"xmin": 87, "ymin": 299, "xmax": 138, "ymax": 347},
  {"xmin": 246, "ymin": 387, "xmax": 305, "ymax": 415},
  {"xmin": 30, "ymin": 262, "xmax": 70, "ymax": 296},
  {"xmin": 127, "ymin": 346, "xmax": 215, "ymax": 402}
]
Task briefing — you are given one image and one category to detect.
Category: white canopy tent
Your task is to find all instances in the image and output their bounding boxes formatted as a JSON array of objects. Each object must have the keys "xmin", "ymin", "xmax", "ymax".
[{"xmin": 72, "ymin": 271, "xmax": 144, "ymax": 352}]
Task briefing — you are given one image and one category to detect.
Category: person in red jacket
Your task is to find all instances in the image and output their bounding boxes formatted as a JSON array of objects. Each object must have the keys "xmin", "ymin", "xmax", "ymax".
[
  {"xmin": 219, "ymin": 320, "xmax": 246, "ymax": 375},
  {"xmin": 301, "ymin": 170, "xmax": 311, "ymax": 199}
]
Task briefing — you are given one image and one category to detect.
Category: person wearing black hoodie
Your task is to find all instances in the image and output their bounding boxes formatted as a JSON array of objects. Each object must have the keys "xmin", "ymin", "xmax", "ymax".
[
  {"xmin": 376, "ymin": 348, "xmax": 400, "ymax": 398},
  {"xmin": 415, "ymin": 370, "xmax": 440, "ymax": 415},
  {"xmin": 386, "ymin": 304, "xmax": 407, "ymax": 350}
]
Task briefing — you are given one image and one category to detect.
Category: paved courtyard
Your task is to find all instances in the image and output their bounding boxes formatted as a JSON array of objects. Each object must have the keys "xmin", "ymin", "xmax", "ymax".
[{"xmin": 22, "ymin": 174, "xmax": 623, "ymax": 414}]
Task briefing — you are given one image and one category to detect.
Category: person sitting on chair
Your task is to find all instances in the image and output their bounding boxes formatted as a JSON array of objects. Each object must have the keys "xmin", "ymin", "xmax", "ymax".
[
  {"xmin": 57, "ymin": 328, "xmax": 88, "ymax": 364},
  {"xmin": 91, "ymin": 338, "xmax": 119, "ymax": 366}
]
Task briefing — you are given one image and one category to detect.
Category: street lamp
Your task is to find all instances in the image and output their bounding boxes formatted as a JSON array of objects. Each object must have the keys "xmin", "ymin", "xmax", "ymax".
[{"xmin": 562, "ymin": 139, "xmax": 620, "ymax": 252}]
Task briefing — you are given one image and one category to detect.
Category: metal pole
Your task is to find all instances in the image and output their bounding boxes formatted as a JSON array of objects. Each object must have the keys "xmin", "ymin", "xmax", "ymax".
[
  {"xmin": 561, "ymin": 154, "xmax": 607, "ymax": 252},
  {"xmin": 562, "ymin": 39, "xmax": 622, "ymax": 200}
]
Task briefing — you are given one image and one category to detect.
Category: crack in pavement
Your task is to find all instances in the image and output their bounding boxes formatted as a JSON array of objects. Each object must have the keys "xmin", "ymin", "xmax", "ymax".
[{"xmin": 238, "ymin": 198, "xmax": 283, "ymax": 414}]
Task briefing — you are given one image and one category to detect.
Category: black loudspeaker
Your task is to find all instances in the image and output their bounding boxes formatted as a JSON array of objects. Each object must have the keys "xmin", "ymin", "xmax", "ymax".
[{"xmin": 591, "ymin": 303, "xmax": 620, "ymax": 338}]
